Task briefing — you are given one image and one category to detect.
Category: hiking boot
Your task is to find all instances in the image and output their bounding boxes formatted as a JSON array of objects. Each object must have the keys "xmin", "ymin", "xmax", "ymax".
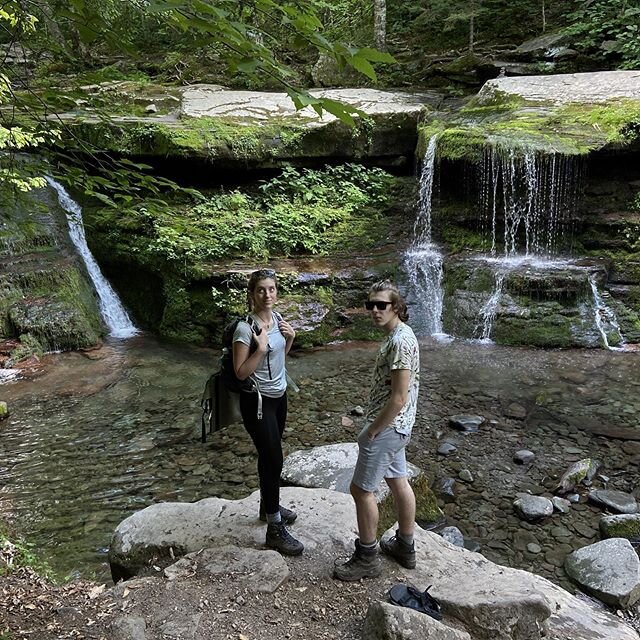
[
  {"xmin": 259, "ymin": 503, "xmax": 297, "ymax": 525},
  {"xmin": 265, "ymin": 523, "xmax": 304, "ymax": 556},
  {"xmin": 333, "ymin": 539, "xmax": 382, "ymax": 582},
  {"xmin": 380, "ymin": 531, "xmax": 416, "ymax": 569}
]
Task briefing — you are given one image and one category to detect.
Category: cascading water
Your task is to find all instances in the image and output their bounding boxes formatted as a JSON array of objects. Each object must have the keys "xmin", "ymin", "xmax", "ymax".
[
  {"xmin": 479, "ymin": 147, "xmax": 585, "ymax": 257},
  {"xmin": 46, "ymin": 177, "xmax": 138, "ymax": 339},
  {"xmin": 403, "ymin": 135, "xmax": 446, "ymax": 336},
  {"xmin": 473, "ymin": 147, "xmax": 586, "ymax": 341},
  {"xmin": 475, "ymin": 272, "xmax": 505, "ymax": 342},
  {"xmin": 588, "ymin": 274, "xmax": 624, "ymax": 350}
]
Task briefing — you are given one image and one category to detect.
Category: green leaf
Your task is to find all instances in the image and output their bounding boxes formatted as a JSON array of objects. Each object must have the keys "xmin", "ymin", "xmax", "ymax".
[
  {"xmin": 357, "ymin": 47, "xmax": 396, "ymax": 64},
  {"xmin": 347, "ymin": 55, "xmax": 377, "ymax": 81}
]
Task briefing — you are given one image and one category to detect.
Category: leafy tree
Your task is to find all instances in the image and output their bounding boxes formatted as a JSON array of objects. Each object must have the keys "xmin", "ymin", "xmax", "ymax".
[{"xmin": 565, "ymin": 0, "xmax": 640, "ymax": 69}]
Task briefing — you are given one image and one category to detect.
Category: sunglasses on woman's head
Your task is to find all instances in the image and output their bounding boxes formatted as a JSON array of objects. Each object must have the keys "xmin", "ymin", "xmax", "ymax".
[
  {"xmin": 365, "ymin": 300, "xmax": 392, "ymax": 311},
  {"xmin": 252, "ymin": 268, "xmax": 276, "ymax": 278}
]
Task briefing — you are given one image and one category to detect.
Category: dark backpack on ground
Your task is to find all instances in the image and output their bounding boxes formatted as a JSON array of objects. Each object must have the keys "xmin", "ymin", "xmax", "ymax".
[{"xmin": 200, "ymin": 315, "xmax": 261, "ymax": 442}]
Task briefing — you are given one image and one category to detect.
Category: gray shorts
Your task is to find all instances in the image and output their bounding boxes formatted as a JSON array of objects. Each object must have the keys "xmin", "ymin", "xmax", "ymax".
[{"xmin": 352, "ymin": 425, "xmax": 409, "ymax": 493}]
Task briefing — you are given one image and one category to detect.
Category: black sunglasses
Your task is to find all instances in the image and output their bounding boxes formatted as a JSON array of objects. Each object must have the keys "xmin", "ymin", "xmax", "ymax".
[{"xmin": 365, "ymin": 300, "xmax": 393, "ymax": 311}]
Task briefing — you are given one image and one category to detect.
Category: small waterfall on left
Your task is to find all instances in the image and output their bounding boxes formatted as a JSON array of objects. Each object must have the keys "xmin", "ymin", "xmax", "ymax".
[
  {"xmin": 403, "ymin": 135, "xmax": 446, "ymax": 337},
  {"xmin": 46, "ymin": 177, "xmax": 139, "ymax": 339}
]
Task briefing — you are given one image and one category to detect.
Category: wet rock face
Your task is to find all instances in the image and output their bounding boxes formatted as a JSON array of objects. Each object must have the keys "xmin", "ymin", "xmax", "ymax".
[{"xmin": 1, "ymin": 186, "xmax": 103, "ymax": 356}]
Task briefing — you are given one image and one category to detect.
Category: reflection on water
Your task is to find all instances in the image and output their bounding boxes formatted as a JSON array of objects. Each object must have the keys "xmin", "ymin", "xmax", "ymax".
[{"xmin": 0, "ymin": 335, "xmax": 638, "ymax": 583}]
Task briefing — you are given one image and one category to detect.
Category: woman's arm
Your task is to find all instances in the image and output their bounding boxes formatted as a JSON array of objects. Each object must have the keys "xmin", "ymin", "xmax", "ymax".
[{"xmin": 233, "ymin": 327, "xmax": 269, "ymax": 380}]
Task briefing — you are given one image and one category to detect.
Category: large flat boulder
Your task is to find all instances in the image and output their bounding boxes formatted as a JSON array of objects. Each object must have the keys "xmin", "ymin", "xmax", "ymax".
[
  {"xmin": 393, "ymin": 529, "xmax": 639, "ymax": 640},
  {"xmin": 108, "ymin": 487, "xmax": 357, "ymax": 581},
  {"xmin": 109, "ymin": 489, "xmax": 638, "ymax": 640},
  {"xmin": 478, "ymin": 70, "xmax": 640, "ymax": 105}
]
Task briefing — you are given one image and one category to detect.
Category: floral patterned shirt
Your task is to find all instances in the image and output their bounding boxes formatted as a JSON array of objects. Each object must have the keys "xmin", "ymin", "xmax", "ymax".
[{"xmin": 366, "ymin": 322, "xmax": 420, "ymax": 436}]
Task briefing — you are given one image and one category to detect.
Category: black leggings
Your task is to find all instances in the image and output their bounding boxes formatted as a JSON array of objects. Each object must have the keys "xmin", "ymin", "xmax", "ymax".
[{"xmin": 239, "ymin": 391, "xmax": 288, "ymax": 516}]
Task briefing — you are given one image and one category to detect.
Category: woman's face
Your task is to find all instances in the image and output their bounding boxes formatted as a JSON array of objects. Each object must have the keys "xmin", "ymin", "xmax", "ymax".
[{"xmin": 251, "ymin": 277, "xmax": 277, "ymax": 311}]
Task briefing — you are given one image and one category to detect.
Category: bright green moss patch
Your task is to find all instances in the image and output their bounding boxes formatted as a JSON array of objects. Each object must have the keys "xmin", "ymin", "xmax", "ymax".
[{"xmin": 418, "ymin": 98, "xmax": 640, "ymax": 161}]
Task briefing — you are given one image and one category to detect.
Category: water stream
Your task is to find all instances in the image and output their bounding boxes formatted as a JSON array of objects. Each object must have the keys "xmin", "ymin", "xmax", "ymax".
[
  {"xmin": 1, "ymin": 337, "xmax": 638, "ymax": 587},
  {"xmin": 46, "ymin": 178, "xmax": 138, "ymax": 339},
  {"xmin": 403, "ymin": 135, "xmax": 446, "ymax": 336},
  {"xmin": 588, "ymin": 274, "xmax": 625, "ymax": 350}
]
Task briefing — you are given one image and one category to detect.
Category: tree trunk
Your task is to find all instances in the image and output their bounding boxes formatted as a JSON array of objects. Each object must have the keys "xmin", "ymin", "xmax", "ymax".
[
  {"xmin": 373, "ymin": 0, "xmax": 386, "ymax": 51},
  {"xmin": 469, "ymin": 1, "xmax": 475, "ymax": 53},
  {"xmin": 541, "ymin": 0, "xmax": 546, "ymax": 33}
]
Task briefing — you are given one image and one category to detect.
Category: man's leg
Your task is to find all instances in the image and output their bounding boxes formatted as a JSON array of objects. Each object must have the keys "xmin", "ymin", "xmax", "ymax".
[
  {"xmin": 350, "ymin": 482, "xmax": 379, "ymax": 545},
  {"xmin": 385, "ymin": 476, "xmax": 416, "ymax": 536},
  {"xmin": 379, "ymin": 443, "xmax": 417, "ymax": 569}
]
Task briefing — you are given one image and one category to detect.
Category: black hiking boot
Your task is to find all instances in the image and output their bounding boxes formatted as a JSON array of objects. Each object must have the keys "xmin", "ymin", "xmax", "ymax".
[
  {"xmin": 265, "ymin": 523, "xmax": 304, "ymax": 556},
  {"xmin": 259, "ymin": 503, "xmax": 297, "ymax": 525},
  {"xmin": 333, "ymin": 539, "xmax": 382, "ymax": 582},
  {"xmin": 380, "ymin": 531, "xmax": 416, "ymax": 569}
]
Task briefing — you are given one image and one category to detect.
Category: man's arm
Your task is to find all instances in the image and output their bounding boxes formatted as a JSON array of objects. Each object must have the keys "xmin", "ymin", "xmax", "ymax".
[{"xmin": 367, "ymin": 368, "xmax": 410, "ymax": 439}]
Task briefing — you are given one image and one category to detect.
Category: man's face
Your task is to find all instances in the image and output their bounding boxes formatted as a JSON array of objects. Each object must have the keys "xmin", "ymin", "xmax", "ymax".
[{"xmin": 367, "ymin": 291, "xmax": 397, "ymax": 328}]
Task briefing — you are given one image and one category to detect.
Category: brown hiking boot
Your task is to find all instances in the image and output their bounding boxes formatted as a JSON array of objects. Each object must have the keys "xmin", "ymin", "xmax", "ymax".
[
  {"xmin": 380, "ymin": 531, "xmax": 416, "ymax": 569},
  {"xmin": 333, "ymin": 539, "xmax": 382, "ymax": 582},
  {"xmin": 265, "ymin": 523, "xmax": 304, "ymax": 556}
]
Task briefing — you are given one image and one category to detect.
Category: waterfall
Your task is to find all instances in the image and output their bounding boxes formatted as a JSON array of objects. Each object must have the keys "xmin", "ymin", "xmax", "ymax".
[
  {"xmin": 588, "ymin": 274, "xmax": 624, "ymax": 350},
  {"xmin": 46, "ymin": 178, "xmax": 138, "ymax": 339},
  {"xmin": 479, "ymin": 147, "xmax": 584, "ymax": 257},
  {"xmin": 475, "ymin": 272, "xmax": 505, "ymax": 342},
  {"xmin": 403, "ymin": 135, "xmax": 446, "ymax": 336}
]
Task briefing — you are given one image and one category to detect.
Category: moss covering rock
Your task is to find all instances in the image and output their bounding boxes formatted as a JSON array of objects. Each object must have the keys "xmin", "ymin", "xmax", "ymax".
[{"xmin": 599, "ymin": 514, "xmax": 640, "ymax": 540}]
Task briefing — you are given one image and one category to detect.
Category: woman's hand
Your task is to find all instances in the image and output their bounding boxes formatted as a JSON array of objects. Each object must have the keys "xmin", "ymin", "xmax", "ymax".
[
  {"xmin": 278, "ymin": 319, "xmax": 296, "ymax": 341},
  {"xmin": 253, "ymin": 326, "xmax": 270, "ymax": 352}
]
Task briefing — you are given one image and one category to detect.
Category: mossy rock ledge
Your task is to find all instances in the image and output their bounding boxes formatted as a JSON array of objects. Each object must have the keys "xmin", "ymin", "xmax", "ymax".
[
  {"xmin": 417, "ymin": 70, "xmax": 640, "ymax": 161},
  {"xmin": 58, "ymin": 86, "xmax": 446, "ymax": 169}
]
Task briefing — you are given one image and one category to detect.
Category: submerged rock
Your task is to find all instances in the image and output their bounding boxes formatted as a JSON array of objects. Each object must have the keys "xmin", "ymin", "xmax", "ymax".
[
  {"xmin": 556, "ymin": 458, "xmax": 599, "ymax": 494},
  {"xmin": 589, "ymin": 489, "xmax": 639, "ymax": 514},
  {"xmin": 514, "ymin": 495, "xmax": 554, "ymax": 521}
]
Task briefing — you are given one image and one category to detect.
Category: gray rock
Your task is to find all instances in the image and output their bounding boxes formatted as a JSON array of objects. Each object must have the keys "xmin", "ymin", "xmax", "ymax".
[
  {"xmin": 505, "ymin": 403, "xmax": 527, "ymax": 419},
  {"xmin": 281, "ymin": 443, "xmax": 421, "ymax": 501},
  {"xmin": 565, "ymin": 538, "xmax": 640, "ymax": 608},
  {"xmin": 478, "ymin": 70, "xmax": 640, "ymax": 106},
  {"xmin": 527, "ymin": 543, "xmax": 542, "ymax": 554},
  {"xmin": 165, "ymin": 545, "xmax": 288, "ymax": 593},
  {"xmin": 111, "ymin": 616, "xmax": 147, "ymax": 640},
  {"xmin": 351, "ymin": 405, "xmax": 365, "ymax": 416},
  {"xmin": 448, "ymin": 415, "xmax": 484, "ymax": 432},
  {"xmin": 438, "ymin": 442, "xmax": 458, "ymax": 456},
  {"xmin": 567, "ymin": 494, "xmax": 581, "ymax": 503},
  {"xmin": 514, "ymin": 495, "xmax": 554, "ymax": 521},
  {"xmin": 440, "ymin": 526, "xmax": 465, "ymax": 548},
  {"xmin": 144, "ymin": 103, "xmax": 158, "ymax": 113},
  {"xmin": 109, "ymin": 487, "xmax": 357, "ymax": 580},
  {"xmin": 588, "ymin": 489, "xmax": 639, "ymax": 514},
  {"xmin": 160, "ymin": 613, "xmax": 202, "ymax": 639},
  {"xmin": 551, "ymin": 497, "xmax": 571, "ymax": 513},
  {"xmin": 363, "ymin": 600, "xmax": 472, "ymax": 640},
  {"xmin": 434, "ymin": 477, "xmax": 457, "ymax": 502},
  {"xmin": 600, "ymin": 514, "xmax": 640, "ymax": 540},
  {"xmin": 404, "ymin": 529, "xmax": 638, "ymax": 639},
  {"xmin": 514, "ymin": 449, "xmax": 535, "ymax": 464},
  {"xmin": 458, "ymin": 469, "xmax": 474, "ymax": 483},
  {"xmin": 556, "ymin": 458, "xmax": 599, "ymax": 494}
]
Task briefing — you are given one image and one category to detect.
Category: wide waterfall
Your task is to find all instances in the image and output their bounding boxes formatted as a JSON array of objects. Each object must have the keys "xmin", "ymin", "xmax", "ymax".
[
  {"xmin": 479, "ymin": 147, "xmax": 585, "ymax": 256},
  {"xmin": 470, "ymin": 147, "xmax": 587, "ymax": 341},
  {"xmin": 403, "ymin": 135, "xmax": 446, "ymax": 337},
  {"xmin": 46, "ymin": 178, "xmax": 138, "ymax": 339}
]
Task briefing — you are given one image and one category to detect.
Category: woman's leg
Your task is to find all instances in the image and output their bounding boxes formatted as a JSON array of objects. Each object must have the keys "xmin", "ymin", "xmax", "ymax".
[{"xmin": 240, "ymin": 393, "xmax": 284, "ymax": 515}]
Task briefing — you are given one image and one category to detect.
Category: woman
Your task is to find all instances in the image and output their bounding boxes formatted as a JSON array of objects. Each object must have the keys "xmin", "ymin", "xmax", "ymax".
[{"xmin": 232, "ymin": 268, "xmax": 303, "ymax": 556}]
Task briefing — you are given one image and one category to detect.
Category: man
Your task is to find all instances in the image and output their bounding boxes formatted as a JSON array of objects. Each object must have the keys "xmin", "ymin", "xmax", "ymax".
[{"xmin": 334, "ymin": 281, "xmax": 420, "ymax": 581}]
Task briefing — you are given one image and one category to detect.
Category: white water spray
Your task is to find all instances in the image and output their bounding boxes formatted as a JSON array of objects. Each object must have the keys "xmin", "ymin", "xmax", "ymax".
[
  {"xmin": 46, "ymin": 178, "xmax": 138, "ymax": 339},
  {"xmin": 404, "ymin": 135, "xmax": 446, "ymax": 336},
  {"xmin": 588, "ymin": 274, "xmax": 624, "ymax": 350}
]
